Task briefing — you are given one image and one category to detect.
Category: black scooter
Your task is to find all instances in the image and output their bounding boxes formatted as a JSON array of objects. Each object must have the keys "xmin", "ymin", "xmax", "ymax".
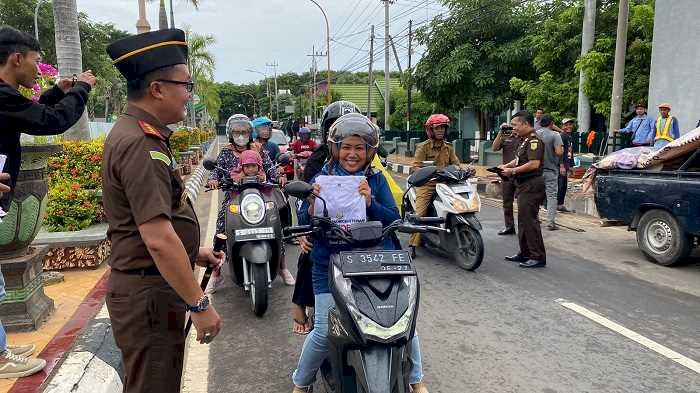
[
  {"xmin": 284, "ymin": 181, "xmax": 445, "ymax": 393},
  {"xmin": 204, "ymin": 158, "xmax": 289, "ymax": 317}
]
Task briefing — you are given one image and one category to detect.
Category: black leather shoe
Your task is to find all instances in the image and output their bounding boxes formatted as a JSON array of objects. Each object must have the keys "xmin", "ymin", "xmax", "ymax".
[
  {"xmin": 519, "ymin": 259, "xmax": 546, "ymax": 268},
  {"xmin": 498, "ymin": 227, "xmax": 516, "ymax": 236},
  {"xmin": 505, "ymin": 254, "xmax": 528, "ymax": 262}
]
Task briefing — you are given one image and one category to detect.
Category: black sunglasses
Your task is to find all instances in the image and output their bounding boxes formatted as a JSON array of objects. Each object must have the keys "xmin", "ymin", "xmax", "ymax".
[{"xmin": 155, "ymin": 79, "xmax": 195, "ymax": 92}]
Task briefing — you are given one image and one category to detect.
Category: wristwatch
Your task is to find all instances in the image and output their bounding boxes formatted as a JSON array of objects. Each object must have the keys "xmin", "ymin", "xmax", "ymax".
[{"xmin": 186, "ymin": 295, "xmax": 210, "ymax": 313}]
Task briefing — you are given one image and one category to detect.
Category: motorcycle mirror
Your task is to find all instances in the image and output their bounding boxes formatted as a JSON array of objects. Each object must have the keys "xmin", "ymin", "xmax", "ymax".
[
  {"xmin": 407, "ymin": 166, "xmax": 438, "ymax": 187},
  {"xmin": 285, "ymin": 181, "xmax": 313, "ymax": 199},
  {"xmin": 203, "ymin": 159, "xmax": 217, "ymax": 171}
]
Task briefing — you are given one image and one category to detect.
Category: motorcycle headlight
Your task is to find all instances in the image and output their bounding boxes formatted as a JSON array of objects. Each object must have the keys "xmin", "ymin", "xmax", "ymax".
[
  {"xmin": 332, "ymin": 264, "xmax": 418, "ymax": 342},
  {"xmin": 436, "ymin": 183, "xmax": 471, "ymax": 213},
  {"xmin": 240, "ymin": 194, "xmax": 265, "ymax": 224}
]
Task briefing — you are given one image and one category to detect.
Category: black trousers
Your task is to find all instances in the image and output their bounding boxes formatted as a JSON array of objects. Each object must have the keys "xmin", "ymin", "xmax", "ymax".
[
  {"xmin": 557, "ymin": 173, "xmax": 568, "ymax": 206},
  {"xmin": 107, "ymin": 270, "xmax": 186, "ymax": 393},
  {"xmin": 516, "ymin": 176, "xmax": 546, "ymax": 262},
  {"xmin": 502, "ymin": 178, "xmax": 516, "ymax": 229}
]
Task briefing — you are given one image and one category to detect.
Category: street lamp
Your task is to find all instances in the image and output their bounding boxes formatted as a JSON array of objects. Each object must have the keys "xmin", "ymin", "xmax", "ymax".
[
  {"xmin": 34, "ymin": 0, "xmax": 50, "ymax": 42},
  {"xmin": 241, "ymin": 92, "xmax": 258, "ymax": 117},
  {"xmin": 246, "ymin": 69, "xmax": 273, "ymax": 118},
  {"xmin": 308, "ymin": 0, "xmax": 331, "ymax": 105}
]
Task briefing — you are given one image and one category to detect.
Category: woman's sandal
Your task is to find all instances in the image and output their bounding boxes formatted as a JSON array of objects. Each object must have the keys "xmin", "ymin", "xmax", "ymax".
[{"xmin": 293, "ymin": 317, "xmax": 311, "ymax": 335}]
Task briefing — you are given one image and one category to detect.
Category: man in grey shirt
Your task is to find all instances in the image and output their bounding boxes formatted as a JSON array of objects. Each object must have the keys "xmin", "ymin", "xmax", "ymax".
[{"xmin": 535, "ymin": 114, "xmax": 563, "ymax": 230}]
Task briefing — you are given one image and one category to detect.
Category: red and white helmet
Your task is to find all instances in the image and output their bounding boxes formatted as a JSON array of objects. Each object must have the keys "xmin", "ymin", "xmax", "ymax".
[{"xmin": 425, "ymin": 114, "xmax": 450, "ymax": 139}]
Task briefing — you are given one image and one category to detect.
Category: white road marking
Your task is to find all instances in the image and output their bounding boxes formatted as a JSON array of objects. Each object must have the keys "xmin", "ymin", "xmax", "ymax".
[
  {"xmin": 182, "ymin": 186, "xmax": 219, "ymax": 393},
  {"xmin": 556, "ymin": 299, "xmax": 700, "ymax": 374}
]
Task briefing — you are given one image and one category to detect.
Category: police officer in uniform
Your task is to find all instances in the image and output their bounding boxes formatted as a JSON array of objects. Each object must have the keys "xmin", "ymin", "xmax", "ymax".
[
  {"xmin": 103, "ymin": 29, "xmax": 223, "ymax": 392},
  {"xmin": 409, "ymin": 114, "xmax": 461, "ymax": 257},
  {"xmin": 492, "ymin": 122, "xmax": 520, "ymax": 235},
  {"xmin": 499, "ymin": 110, "xmax": 547, "ymax": 268}
]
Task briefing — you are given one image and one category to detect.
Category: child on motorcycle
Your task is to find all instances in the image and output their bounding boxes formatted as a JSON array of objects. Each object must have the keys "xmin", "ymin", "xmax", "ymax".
[
  {"xmin": 207, "ymin": 115, "xmax": 296, "ymax": 287},
  {"xmin": 291, "ymin": 113, "xmax": 429, "ymax": 393},
  {"xmin": 231, "ymin": 149, "xmax": 265, "ymax": 182}
]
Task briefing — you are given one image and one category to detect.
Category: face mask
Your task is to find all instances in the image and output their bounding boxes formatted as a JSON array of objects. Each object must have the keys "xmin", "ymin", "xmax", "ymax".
[{"xmin": 233, "ymin": 135, "xmax": 249, "ymax": 146}]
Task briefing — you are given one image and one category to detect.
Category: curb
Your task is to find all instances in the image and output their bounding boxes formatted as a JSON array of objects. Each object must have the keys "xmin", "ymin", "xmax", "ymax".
[{"xmin": 37, "ymin": 140, "xmax": 220, "ymax": 393}]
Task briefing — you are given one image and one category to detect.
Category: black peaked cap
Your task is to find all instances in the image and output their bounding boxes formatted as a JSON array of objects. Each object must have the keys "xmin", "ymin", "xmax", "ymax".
[{"xmin": 106, "ymin": 28, "xmax": 188, "ymax": 80}]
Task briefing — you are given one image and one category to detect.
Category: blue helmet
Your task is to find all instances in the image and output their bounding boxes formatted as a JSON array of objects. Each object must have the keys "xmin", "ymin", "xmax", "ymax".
[
  {"xmin": 252, "ymin": 116, "xmax": 273, "ymax": 129},
  {"xmin": 252, "ymin": 116, "xmax": 273, "ymax": 139}
]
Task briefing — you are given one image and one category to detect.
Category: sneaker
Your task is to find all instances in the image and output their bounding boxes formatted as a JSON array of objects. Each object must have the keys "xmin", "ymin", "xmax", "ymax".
[
  {"xmin": 0, "ymin": 351, "xmax": 46, "ymax": 379},
  {"xmin": 280, "ymin": 268, "xmax": 296, "ymax": 286},
  {"xmin": 7, "ymin": 344, "xmax": 35, "ymax": 358}
]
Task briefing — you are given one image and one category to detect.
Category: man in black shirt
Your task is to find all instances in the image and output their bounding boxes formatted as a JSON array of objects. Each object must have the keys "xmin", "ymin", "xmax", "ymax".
[
  {"xmin": 0, "ymin": 26, "xmax": 95, "ymax": 209},
  {"xmin": 492, "ymin": 122, "xmax": 520, "ymax": 235},
  {"xmin": 558, "ymin": 118, "xmax": 575, "ymax": 212}
]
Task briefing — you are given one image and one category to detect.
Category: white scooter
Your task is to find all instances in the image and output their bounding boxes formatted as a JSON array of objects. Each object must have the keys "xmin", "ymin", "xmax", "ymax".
[{"xmin": 402, "ymin": 164, "xmax": 485, "ymax": 271}]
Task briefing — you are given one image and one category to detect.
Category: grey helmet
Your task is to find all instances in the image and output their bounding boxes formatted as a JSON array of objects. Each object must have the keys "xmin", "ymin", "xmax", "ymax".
[{"xmin": 226, "ymin": 114, "xmax": 253, "ymax": 146}]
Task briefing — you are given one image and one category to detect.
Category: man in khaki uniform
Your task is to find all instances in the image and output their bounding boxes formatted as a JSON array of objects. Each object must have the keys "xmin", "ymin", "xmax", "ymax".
[
  {"xmin": 409, "ymin": 114, "xmax": 461, "ymax": 257},
  {"xmin": 104, "ymin": 29, "xmax": 223, "ymax": 392}
]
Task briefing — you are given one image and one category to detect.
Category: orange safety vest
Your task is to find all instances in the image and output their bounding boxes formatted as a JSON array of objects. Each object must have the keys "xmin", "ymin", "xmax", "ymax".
[{"xmin": 655, "ymin": 116, "xmax": 674, "ymax": 142}]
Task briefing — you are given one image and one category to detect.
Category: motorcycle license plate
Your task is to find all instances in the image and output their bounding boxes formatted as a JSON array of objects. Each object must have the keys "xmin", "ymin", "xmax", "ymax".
[
  {"xmin": 339, "ymin": 250, "xmax": 415, "ymax": 277},
  {"xmin": 234, "ymin": 227, "xmax": 275, "ymax": 241},
  {"xmin": 451, "ymin": 185, "xmax": 471, "ymax": 194}
]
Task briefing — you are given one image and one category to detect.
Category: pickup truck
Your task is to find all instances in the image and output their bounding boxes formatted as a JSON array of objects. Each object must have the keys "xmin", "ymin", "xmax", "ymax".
[{"xmin": 594, "ymin": 150, "xmax": 700, "ymax": 266}]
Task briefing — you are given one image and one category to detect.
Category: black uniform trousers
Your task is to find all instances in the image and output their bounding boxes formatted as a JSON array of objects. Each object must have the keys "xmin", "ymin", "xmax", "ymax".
[
  {"xmin": 502, "ymin": 178, "xmax": 516, "ymax": 229},
  {"xmin": 516, "ymin": 176, "xmax": 546, "ymax": 262},
  {"xmin": 107, "ymin": 270, "xmax": 187, "ymax": 393}
]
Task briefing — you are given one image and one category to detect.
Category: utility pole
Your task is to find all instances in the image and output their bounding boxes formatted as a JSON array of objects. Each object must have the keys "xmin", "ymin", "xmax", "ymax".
[
  {"xmin": 368, "ymin": 25, "xmax": 375, "ymax": 118},
  {"xmin": 307, "ymin": 47, "xmax": 327, "ymax": 124},
  {"xmin": 267, "ymin": 62, "xmax": 279, "ymax": 121},
  {"xmin": 608, "ymin": 0, "xmax": 629, "ymax": 153},
  {"xmin": 577, "ymin": 0, "xmax": 596, "ymax": 138},
  {"xmin": 383, "ymin": 0, "xmax": 392, "ymax": 131},
  {"xmin": 407, "ymin": 20, "xmax": 413, "ymax": 131}
]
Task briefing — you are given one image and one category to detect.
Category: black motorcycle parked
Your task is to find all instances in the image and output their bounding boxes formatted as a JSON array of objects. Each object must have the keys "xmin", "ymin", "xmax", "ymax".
[
  {"xmin": 203, "ymin": 159, "xmax": 288, "ymax": 317},
  {"xmin": 284, "ymin": 181, "xmax": 445, "ymax": 393}
]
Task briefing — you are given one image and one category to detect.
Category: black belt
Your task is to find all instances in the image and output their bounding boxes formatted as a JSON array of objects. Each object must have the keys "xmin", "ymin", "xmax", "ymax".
[{"xmin": 121, "ymin": 265, "xmax": 161, "ymax": 276}]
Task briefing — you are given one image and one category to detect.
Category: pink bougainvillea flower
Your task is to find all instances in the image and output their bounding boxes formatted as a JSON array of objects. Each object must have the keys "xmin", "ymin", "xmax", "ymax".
[
  {"xmin": 32, "ymin": 84, "xmax": 41, "ymax": 93},
  {"xmin": 31, "ymin": 95, "xmax": 39, "ymax": 102},
  {"xmin": 38, "ymin": 63, "xmax": 58, "ymax": 76}
]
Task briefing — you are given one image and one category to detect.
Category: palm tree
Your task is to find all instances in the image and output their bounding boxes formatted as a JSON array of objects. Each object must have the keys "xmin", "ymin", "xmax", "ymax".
[
  {"xmin": 170, "ymin": 0, "xmax": 199, "ymax": 28},
  {"xmin": 53, "ymin": 0, "xmax": 90, "ymax": 140},
  {"xmin": 186, "ymin": 30, "xmax": 217, "ymax": 126},
  {"xmin": 158, "ymin": 0, "xmax": 168, "ymax": 30}
]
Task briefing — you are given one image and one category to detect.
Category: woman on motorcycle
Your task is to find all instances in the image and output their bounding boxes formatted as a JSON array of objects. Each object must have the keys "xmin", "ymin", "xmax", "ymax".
[
  {"xmin": 207, "ymin": 115, "xmax": 296, "ymax": 286},
  {"xmin": 291, "ymin": 113, "xmax": 429, "ymax": 393}
]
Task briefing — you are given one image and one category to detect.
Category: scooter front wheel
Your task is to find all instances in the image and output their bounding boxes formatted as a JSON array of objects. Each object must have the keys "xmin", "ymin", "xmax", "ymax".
[
  {"xmin": 250, "ymin": 263, "xmax": 269, "ymax": 317},
  {"xmin": 452, "ymin": 225, "xmax": 484, "ymax": 271}
]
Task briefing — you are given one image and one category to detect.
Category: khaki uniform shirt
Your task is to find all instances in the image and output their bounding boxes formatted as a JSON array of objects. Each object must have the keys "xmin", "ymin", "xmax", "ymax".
[
  {"xmin": 102, "ymin": 105, "xmax": 200, "ymax": 271},
  {"xmin": 514, "ymin": 134, "xmax": 544, "ymax": 182},
  {"xmin": 412, "ymin": 139, "xmax": 461, "ymax": 168}
]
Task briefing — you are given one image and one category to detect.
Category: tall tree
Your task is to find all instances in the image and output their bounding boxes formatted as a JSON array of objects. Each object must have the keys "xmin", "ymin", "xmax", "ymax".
[
  {"xmin": 187, "ymin": 30, "xmax": 218, "ymax": 126},
  {"xmin": 53, "ymin": 0, "xmax": 89, "ymax": 140},
  {"xmin": 413, "ymin": 0, "xmax": 536, "ymax": 132},
  {"xmin": 169, "ymin": 0, "xmax": 199, "ymax": 28}
]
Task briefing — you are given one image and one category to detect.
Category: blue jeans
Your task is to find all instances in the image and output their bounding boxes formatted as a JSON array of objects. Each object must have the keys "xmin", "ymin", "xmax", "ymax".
[
  {"xmin": 0, "ymin": 267, "xmax": 6, "ymax": 352},
  {"xmin": 292, "ymin": 293, "xmax": 424, "ymax": 388}
]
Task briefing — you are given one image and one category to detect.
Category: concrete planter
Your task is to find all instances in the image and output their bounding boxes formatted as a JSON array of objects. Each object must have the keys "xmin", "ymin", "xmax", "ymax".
[
  {"xmin": 0, "ymin": 144, "xmax": 61, "ymax": 331},
  {"xmin": 34, "ymin": 224, "xmax": 111, "ymax": 271}
]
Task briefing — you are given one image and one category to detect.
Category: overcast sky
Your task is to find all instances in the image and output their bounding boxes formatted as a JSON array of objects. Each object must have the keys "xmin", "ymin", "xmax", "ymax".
[{"xmin": 77, "ymin": 0, "xmax": 445, "ymax": 84}]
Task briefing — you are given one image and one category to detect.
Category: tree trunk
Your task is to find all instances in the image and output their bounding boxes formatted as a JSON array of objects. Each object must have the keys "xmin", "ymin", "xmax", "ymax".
[
  {"xmin": 169, "ymin": 0, "xmax": 176, "ymax": 28},
  {"xmin": 53, "ymin": 0, "xmax": 90, "ymax": 140},
  {"xmin": 159, "ymin": 0, "xmax": 169, "ymax": 30}
]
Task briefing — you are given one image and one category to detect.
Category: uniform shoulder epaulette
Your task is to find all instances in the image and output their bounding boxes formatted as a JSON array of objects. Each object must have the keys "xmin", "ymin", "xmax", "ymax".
[{"xmin": 138, "ymin": 120, "xmax": 166, "ymax": 141}]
